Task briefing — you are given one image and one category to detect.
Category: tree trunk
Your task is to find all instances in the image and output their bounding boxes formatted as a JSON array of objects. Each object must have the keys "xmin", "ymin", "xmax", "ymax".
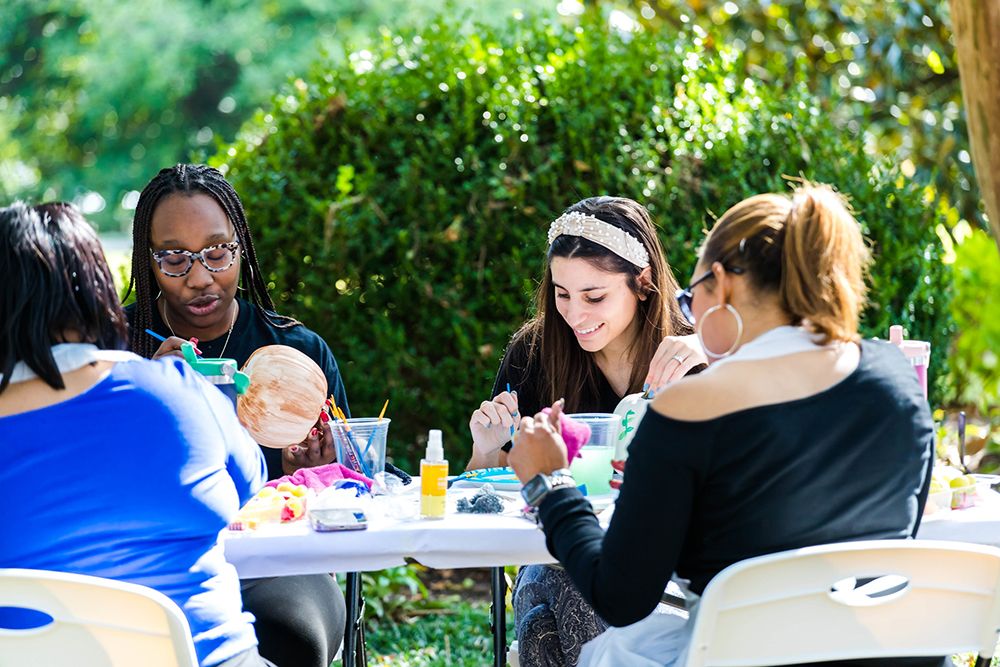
[{"xmin": 950, "ymin": 0, "xmax": 1000, "ymax": 251}]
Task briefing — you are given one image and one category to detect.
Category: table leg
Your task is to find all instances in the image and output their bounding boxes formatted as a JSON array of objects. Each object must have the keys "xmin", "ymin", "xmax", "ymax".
[
  {"xmin": 490, "ymin": 566, "xmax": 507, "ymax": 667},
  {"xmin": 343, "ymin": 572, "xmax": 366, "ymax": 667}
]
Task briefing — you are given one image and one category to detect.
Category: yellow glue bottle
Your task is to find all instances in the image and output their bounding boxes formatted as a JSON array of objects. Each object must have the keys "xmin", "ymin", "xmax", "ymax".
[{"xmin": 420, "ymin": 429, "xmax": 448, "ymax": 519}]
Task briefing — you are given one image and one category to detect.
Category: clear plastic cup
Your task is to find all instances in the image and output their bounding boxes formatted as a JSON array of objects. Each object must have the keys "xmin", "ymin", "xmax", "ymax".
[
  {"xmin": 567, "ymin": 413, "xmax": 619, "ymax": 496},
  {"xmin": 331, "ymin": 418, "xmax": 390, "ymax": 479}
]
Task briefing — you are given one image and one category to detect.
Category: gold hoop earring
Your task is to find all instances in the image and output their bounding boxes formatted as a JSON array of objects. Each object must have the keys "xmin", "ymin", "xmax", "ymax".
[{"xmin": 696, "ymin": 303, "xmax": 744, "ymax": 359}]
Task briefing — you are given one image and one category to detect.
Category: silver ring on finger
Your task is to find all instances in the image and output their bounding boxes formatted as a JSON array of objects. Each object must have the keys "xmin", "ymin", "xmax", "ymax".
[{"xmin": 670, "ymin": 354, "xmax": 687, "ymax": 364}]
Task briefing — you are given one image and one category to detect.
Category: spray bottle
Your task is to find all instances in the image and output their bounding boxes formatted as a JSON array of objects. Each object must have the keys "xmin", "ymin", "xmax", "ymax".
[
  {"xmin": 420, "ymin": 429, "xmax": 448, "ymax": 519},
  {"xmin": 889, "ymin": 325, "xmax": 931, "ymax": 400}
]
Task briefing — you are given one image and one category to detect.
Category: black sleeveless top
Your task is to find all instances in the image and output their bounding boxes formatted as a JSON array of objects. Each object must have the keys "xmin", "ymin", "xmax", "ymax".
[{"xmin": 539, "ymin": 339, "xmax": 939, "ymax": 665}]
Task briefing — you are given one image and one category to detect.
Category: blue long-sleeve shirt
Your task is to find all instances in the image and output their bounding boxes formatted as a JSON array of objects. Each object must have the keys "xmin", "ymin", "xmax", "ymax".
[{"xmin": 0, "ymin": 356, "xmax": 267, "ymax": 666}]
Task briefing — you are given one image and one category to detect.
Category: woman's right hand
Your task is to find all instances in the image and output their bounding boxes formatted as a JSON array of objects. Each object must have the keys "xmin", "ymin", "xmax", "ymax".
[
  {"xmin": 467, "ymin": 390, "xmax": 519, "ymax": 469},
  {"xmin": 151, "ymin": 336, "xmax": 189, "ymax": 360}
]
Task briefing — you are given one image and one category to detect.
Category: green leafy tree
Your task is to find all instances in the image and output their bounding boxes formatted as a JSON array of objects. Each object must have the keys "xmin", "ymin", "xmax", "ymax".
[
  {"xmin": 604, "ymin": 0, "xmax": 983, "ymax": 231},
  {"xmin": 214, "ymin": 14, "xmax": 953, "ymax": 465},
  {"xmin": 0, "ymin": 0, "xmax": 522, "ymax": 229}
]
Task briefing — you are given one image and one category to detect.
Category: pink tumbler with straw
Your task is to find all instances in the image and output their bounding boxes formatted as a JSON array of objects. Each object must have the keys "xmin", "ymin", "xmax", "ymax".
[{"xmin": 889, "ymin": 325, "xmax": 931, "ymax": 400}]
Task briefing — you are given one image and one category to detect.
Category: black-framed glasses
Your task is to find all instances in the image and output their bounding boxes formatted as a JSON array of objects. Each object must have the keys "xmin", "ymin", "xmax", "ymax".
[
  {"xmin": 675, "ymin": 264, "xmax": 745, "ymax": 324},
  {"xmin": 150, "ymin": 241, "xmax": 241, "ymax": 277}
]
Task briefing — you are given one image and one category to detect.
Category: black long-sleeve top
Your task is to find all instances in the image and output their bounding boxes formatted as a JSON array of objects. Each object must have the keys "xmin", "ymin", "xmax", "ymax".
[
  {"xmin": 127, "ymin": 298, "xmax": 351, "ymax": 480},
  {"xmin": 539, "ymin": 340, "xmax": 934, "ymax": 633}
]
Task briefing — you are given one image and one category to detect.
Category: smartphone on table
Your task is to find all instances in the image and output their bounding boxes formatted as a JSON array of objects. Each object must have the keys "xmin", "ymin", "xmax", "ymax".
[{"xmin": 309, "ymin": 508, "xmax": 368, "ymax": 532}]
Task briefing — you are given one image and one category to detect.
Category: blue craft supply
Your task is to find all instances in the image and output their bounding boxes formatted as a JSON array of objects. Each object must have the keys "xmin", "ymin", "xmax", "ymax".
[
  {"xmin": 507, "ymin": 382, "xmax": 516, "ymax": 440},
  {"xmin": 362, "ymin": 429, "xmax": 378, "ymax": 459},
  {"xmin": 332, "ymin": 479, "xmax": 371, "ymax": 497},
  {"xmin": 145, "ymin": 329, "xmax": 167, "ymax": 343},
  {"xmin": 350, "ymin": 438, "xmax": 372, "ymax": 479},
  {"xmin": 336, "ymin": 422, "xmax": 372, "ymax": 478},
  {"xmin": 448, "ymin": 466, "xmax": 521, "ymax": 490}
]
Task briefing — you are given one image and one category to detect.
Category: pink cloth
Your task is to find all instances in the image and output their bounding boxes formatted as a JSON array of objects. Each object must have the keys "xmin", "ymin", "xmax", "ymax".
[
  {"xmin": 541, "ymin": 408, "xmax": 591, "ymax": 463},
  {"xmin": 265, "ymin": 462, "xmax": 373, "ymax": 493}
]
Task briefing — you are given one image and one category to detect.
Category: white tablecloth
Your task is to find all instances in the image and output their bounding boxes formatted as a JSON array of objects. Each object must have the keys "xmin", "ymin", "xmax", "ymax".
[
  {"xmin": 222, "ymin": 487, "xmax": 1000, "ymax": 578},
  {"xmin": 223, "ymin": 488, "xmax": 554, "ymax": 579},
  {"xmin": 917, "ymin": 488, "xmax": 1000, "ymax": 547}
]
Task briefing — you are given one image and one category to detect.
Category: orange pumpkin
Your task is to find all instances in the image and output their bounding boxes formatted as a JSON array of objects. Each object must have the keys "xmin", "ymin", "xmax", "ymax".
[{"xmin": 237, "ymin": 345, "xmax": 328, "ymax": 448}]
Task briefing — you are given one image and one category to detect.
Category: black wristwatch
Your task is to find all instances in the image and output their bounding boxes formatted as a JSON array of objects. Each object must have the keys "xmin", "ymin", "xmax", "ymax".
[{"xmin": 521, "ymin": 468, "xmax": 576, "ymax": 508}]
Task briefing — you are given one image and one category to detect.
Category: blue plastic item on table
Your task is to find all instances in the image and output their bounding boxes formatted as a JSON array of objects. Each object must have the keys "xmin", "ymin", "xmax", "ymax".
[{"xmin": 449, "ymin": 467, "xmax": 522, "ymax": 491}]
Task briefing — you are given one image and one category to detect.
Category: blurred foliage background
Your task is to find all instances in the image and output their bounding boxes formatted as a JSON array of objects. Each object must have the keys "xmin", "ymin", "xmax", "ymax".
[
  {"xmin": 3, "ymin": 0, "xmax": 996, "ymax": 453},
  {"xmin": 4, "ymin": 1, "xmax": 998, "ymax": 658},
  {"xmin": 617, "ymin": 0, "xmax": 982, "ymax": 230},
  {"xmin": 0, "ymin": 0, "xmax": 521, "ymax": 229},
  {"xmin": 1, "ymin": 0, "xmax": 983, "ymax": 232},
  {"xmin": 213, "ymin": 12, "xmax": 956, "ymax": 467}
]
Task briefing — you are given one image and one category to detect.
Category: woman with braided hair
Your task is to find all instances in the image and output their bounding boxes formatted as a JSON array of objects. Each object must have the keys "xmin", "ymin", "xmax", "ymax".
[{"xmin": 125, "ymin": 164, "xmax": 347, "ymax": 667}]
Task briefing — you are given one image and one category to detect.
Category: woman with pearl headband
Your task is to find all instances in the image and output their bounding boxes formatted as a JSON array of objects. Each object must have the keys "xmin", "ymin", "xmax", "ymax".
[
  {"xmin": 466, "ymin": 196, "xmax": 707, "ymax": 667},
  {"xmin": 508, "ymin": 184, "xmax": 937, "ymax": 667}
]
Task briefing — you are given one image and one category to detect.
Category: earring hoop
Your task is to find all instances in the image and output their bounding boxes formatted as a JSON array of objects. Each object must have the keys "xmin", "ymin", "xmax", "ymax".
[
  {"xmin": 238, "ymin": 263, "xmax": 251, "ymax": 292},
  {"xmin": 696, "ymin": 303, "xmax": 744, "ymax": 359}
]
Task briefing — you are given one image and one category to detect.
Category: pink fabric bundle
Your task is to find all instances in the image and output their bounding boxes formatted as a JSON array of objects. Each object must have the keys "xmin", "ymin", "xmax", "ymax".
[
  {"xmin": 265, "ymin": 462, "xmax": 373, "ymax": 493},
  {"xmin": 541, "ymin": 408, "xmax": 591, "ymax": 463}
]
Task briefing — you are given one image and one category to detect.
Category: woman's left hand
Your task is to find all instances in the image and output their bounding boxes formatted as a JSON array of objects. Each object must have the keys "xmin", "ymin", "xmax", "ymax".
[
  {"xmin": 508, "ymin": 400, "xmax": 570, "ymax": 484},
  {"xmin": 643, "ymin": 333, "xmax": 707, "ymax": 395},
  {"xmin": 281, "ymin": 415, "xmax": 336, "ymax": 475}
]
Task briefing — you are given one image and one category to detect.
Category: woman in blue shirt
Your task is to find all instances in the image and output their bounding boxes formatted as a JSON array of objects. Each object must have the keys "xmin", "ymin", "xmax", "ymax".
[{"xmin": 0, "ymin": 202, "xmax": 272, "ymax": 666}]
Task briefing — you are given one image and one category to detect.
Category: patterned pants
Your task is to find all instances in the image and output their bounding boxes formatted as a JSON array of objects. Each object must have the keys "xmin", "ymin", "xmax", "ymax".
[{"xmin": 513, "ymin": 564, "xmax": 609, "ymax": 667}]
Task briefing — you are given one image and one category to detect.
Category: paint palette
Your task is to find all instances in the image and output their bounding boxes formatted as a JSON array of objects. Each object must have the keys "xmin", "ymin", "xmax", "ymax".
[{"xmin": 449, "ymin": 466, "xmax": 522, "ymax": 491}]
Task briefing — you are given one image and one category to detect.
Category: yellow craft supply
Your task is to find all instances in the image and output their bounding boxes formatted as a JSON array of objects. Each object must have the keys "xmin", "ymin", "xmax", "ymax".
[
  {"xmin": 377, "ymin": 399, "xmax": 389, "ymax": 421},
  {"xmin": 420, "ymin": 429, "xmax": 448, "ymax": 519}
]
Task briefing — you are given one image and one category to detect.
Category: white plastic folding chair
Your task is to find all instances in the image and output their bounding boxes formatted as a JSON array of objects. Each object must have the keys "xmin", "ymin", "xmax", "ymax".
[
  {"xmin": 684, "ymin": 540, "xmax": 1000, "ymax": 667},
  {"xmin": 0, "ymin": 568, "xmax": 198, "ymax": 667}
]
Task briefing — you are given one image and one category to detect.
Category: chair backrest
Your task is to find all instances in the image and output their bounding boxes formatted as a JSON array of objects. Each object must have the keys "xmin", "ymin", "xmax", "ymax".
[
  {"xmin": 0, "ymin": 568, "xmax": 199, "ymax": 667},
  {"xmin": 684, "ymin": 540, "xmax": 1000, "ymax": 667}
]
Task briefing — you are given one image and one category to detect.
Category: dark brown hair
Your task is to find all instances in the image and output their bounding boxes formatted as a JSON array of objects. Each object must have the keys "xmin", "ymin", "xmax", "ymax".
[
  {"xmin": 699, "ymin": 183, "xmax": 871, "ymax": 343},
  {"xmin": 0, "ymin": 202, "xmax": 128, "ymax": 393},
  {"xmin": 514, "ymin": 196, "xmax": 693, "ymax": 412}
]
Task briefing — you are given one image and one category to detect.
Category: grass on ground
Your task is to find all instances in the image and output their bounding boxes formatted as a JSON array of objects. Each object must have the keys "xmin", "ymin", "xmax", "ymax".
[{"xmin": 367, "ymin": 599, "xmax": 512, "ymax": 667}]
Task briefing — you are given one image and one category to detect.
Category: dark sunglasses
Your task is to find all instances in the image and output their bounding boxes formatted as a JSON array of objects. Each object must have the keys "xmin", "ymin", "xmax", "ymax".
[{"xmin": 675, "ymin": 265, "xmax": 745, "ymax": 325}]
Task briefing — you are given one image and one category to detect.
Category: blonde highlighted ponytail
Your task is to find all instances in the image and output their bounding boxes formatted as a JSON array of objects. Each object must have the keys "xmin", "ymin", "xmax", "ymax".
[
  {"xmin": 780, "ymin": 185, "xmax": 870, "ymax": 343},
  {"xmin": 700, "ymin": 183, "xmax": 870, "ymax": 344}
]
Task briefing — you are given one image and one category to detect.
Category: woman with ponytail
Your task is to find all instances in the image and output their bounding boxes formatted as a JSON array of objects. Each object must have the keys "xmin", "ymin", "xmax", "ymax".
[{"xmin": 508, "ymin": 184, "xmax": 939, "ymax": 666}]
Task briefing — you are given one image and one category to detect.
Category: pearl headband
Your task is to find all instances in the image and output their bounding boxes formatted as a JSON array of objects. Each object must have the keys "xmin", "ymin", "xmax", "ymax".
[{"xmin": 547, "ymin": 211, "xmax": 650, "ymax": 268}]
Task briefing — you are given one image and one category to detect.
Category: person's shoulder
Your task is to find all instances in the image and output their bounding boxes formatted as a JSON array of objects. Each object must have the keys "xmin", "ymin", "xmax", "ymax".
[
  {"xmin": 855, "ymin": 338, "xmax": 925, "ymax": 398},
  {"xmin": 115, "ymin": 354, "xmax": 196, "ymax": 388},
  {"xmin": 649, "ymin": 364, "xmax": 746, "ymax": 422},
  {"xmin": 244, "ymin": 301, "xmax": 335, "ymax": 360},
  {"xmin": 502, "ymin": 326, "xmax": 538, "ymax": 367},
  {"xmin": 859, "ymin": 338, "xmax": 908, "ymax": 369}
]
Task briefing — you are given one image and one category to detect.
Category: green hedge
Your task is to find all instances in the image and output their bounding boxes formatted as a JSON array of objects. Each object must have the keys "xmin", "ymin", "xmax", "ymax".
[{"xmin": 212, "ymin": 14, "xmax": 953, "ymax": 468}]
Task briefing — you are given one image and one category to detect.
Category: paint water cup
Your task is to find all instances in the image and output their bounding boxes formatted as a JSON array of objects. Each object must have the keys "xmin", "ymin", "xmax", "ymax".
[
  {"xmin": 567, "ymin": 413, "xmax": 619, "ymax": 496},
  {"xmin": 331, "ymin": 418, "xmax": 391, "ymax": 479}
]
